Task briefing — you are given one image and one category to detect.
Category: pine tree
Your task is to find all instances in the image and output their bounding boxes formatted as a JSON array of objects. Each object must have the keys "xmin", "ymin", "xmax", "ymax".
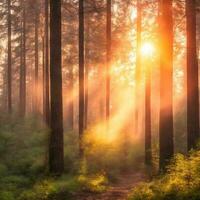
[
  {"xmin": 7, "ymin": 0, "xmax": 12, "ymax": 113},
  {"xmin": 44, "ymin": 0, "xmax": 50, "ymax": 125},
  {"xmin": 106, "ymin": 0, "xmax": 111, "ymax": 128},
  {"xmin": 84, "ymin": 12, "xmax": 90, "ymax": 130},
  {"xmin": 145, "ymin": 60, "xmax": 152, "ymax": 166},
  {"xmin": 49, "ymin": 0, "xmax": 64, "ymax": 174},
  {"xmin": 135, "ymin": 0, "xmax": 141, "ymax": 134},
  {"xmin": 34, "ymin": 1, "xmax": 39, "ymax": 113},
  {"xmin": 19, "ymin": 0, "xmax": 26, "ymax": 117},
  {"xmin": 79, "ymin": 0, "xmax": 85, "ymax": 157},
  {"xmin": 159, "ymin": 0, "xmax": 174, "ymax": 170},
  {"xmin": 186, "ymin": 0, "xmax": 199, "ymax": 150}
]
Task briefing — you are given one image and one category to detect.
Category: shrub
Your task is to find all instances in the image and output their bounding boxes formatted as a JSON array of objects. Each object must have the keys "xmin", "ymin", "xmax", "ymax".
[
  {"xmin": 78, "ymin": 173, "xmax": 108, "ymax": 193},
  {"xmin": 129, "ymin": 151, "xmax": 200, "ymax": 200},
  {"xmin": 18, "ymin": 180, "xmax": 57, "ymax": 200}
]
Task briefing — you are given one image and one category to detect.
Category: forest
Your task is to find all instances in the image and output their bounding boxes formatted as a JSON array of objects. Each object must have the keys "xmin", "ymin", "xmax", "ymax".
[{"xmin": 0, "ymin": 0, "xmax": 200, "ymax": 199}]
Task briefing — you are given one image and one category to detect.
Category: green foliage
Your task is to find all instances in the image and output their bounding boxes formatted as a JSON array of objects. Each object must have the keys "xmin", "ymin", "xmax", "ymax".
[
  {"xmin": 83, "ymin": 129, "xmax": 144, "ymax": 178},
  {"xmin": 0, "ymin": 175, "xmax": 31, "ymax": 189},
  {"xmin": 0, "ymin": 115, "xmax": 144, "ymax": 199},
  {"xmin": 0, "ymin": 116, "xmax": 48, "ymax": 176},
  {"xmin": 77, "ymin": 174, "xmax": 108, "ymax": 193},
  {"xmin": 0, "ymin": 191, "xmax": 15, "ymax": 200},
  {"xmin": 18, "ymin": 180, "xmax": 57, "ymax": 200},
  {"xmin": 63, "ymin": 131, "xmax": 79, "ymax": 173},
  {"xmin": 0, "ymin": 164, "xmax": 8, "ymax": 177},
  {"xmin": 0, "ymin": 116, "xmax": 48, "ymax": 199},
  {"xmin": 17, "ymin": 174, "xmax": 107, "ymax": 200},
  {"xmin": 129, "ymin": 151, "xmax": 200, "ymax": 200},
  {"xmin": 0, "ymin": 116, "xmax": 111, "ymax": 199}
]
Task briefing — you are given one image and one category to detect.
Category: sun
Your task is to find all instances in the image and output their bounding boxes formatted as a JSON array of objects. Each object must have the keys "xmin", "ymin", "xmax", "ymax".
[{"xmin": 141, "ymin": 42, "xmax": 155, "ymax": 57}]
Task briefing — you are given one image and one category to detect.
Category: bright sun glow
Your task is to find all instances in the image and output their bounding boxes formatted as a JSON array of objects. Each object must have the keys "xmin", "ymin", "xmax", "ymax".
[
  {"xmin": 130, "ymin": 7, "xmax": 137, "ymax": 21},
  {"xmin": 140, "ymin": 42, "xmax": 155, "ymax": 57}
]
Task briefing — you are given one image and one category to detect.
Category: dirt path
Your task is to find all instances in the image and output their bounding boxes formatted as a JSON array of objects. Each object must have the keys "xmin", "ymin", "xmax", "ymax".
[{"xmin": 73, "ymin": 172, "xmax": 147, "ymax": 200}]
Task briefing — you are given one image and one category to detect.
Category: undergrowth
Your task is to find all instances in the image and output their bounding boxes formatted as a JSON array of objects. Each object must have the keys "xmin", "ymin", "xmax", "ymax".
[
  {"xmin": 129, "ymin": 149, "xmax": 200, "ymax": 200},
  {"xmin": 0, "ymin": 115, "xmax": 143, "ymax": 199}
]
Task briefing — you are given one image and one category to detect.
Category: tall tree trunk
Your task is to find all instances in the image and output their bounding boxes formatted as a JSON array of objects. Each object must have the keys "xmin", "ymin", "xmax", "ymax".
[
  {"xmin": 79, "ymin": 0, "xmax": 85, "ymax": 157},
  {"xmin": 145, "ymin": 62, "xmax": 152, "ymax": 166},
  {"xmin": 45, "ymin": 0, "xmax": 50, "ymax": 125},
  {"xmin": 84, "ymin": 16, "xmax": 90, "ymax": 130},
  {"xmin": 67, "ymin": 66, "xmax": 74, "ymax": 130},
  {"xmin": 186, "ymin": 0, "xmax": 199, "ymax": 151},
  {"xmin": 106, "ymin": 0, "xmax": 111, "ymax": 128},
  {"xmin": 135, "ymin": 0, "xmax": 141, "ymax": 134},
  {"xmin": 7, "ymin": 0, "xmax": 12, "ymax": 113},
  {"xmin": 66, "ymin": 49, "xmax": 74, "ymax": 130},
  {"xmin": 49, "ymin": 0, "xmax": 64, "ymax": 175},
  {"xmin": 2, "ymin": 67, "xmax": 7, "ymax": 112},
  {"xmin": 19, "ymin": 0, "xmax": 26, "ymax": 117},
  {"xmin": 34, "ymin": 4, "xmax": 39, "ymax": 114},
  {"xmin": 20, "ymin": 17, "xmax": 23, "ymax": 114},
  {"xmin": 159, "ymin": 0, "xmax": 174, "ymax": 170},
  {"xmin": 42, "ymin": 36, "xmax": 45, "ymax": 120}
]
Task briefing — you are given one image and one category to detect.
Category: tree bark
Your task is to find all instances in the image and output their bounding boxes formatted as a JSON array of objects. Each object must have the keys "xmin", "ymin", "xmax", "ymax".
[
  {"xmin": 135, "ymin": 0, "xmax": 141, "ymax": 135},
  {"xmin": 145, "ymin": 62, "xmax": 152, "ymax": 166},
  {"xmin": 159, "ymin": 0, "xmax": 174, "ymax": 170},
  {"xmin": 42, "ymin": 36, "xmax": 45, "ymax": 120},
  {"xmin": 7, "ymin": 0, "xmax": 12, "ymax": 113},
  {"xmin": 84, "ymin": 14, "xmax": 90, "ymax": 130},
  {"xmin": 79, "ymin": 0, "xmax": 85, "ymax": 157},
  {"xmin": 186, "ymin": 0, "xmax": 199, "ymax": 151},
  {"xmin": 106, "ymin": 0, "xmax": 111, "ymax": 128},
  {"xmin": 67, "ymin": 66, "xmax": 74, "ymax": 130},
  {"xmin": 19, "ymin": 0, "xmax": 26, "ymax": 117},
  {"xmin": 45, "ymin": 0, "xmax": 50, "ymax": 125},
  {"xmin": 49, "ymin": 0, "xmax": 64, "ymax": 175},
  {"xmin": 34, "ymin": 3, "xmax": 39, "ymax": 114}
]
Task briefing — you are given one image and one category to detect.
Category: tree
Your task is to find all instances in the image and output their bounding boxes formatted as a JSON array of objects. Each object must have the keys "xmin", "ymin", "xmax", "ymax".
[
  {"xmin": 84, "ymin": 9, "xmax": 90, "ymax": 130},
  {"xmin": 159, "ymin": 0, "xmax": 174, "ymax": 170},
  {"xmin": 135, "ymin": 0, "xmax": 141, "ymax": 135},
  {"xmin": 49, "ymin": 0, "xmax": 64, "ymax": 174},
  {"xmin": 186, "ymin": 0, "xmax": 199, "ymax": 151},
  {"xmin": 7, "ymin": 0, "xmax": 12, "ymax": 113},
  {"xmin": 42, "ymin": 36, "xmax": 45, "ymax": 119},
  {"xmin": 145, "ymin": 60, "xmax": 152, "ymax": 166},
  {"xmin": 79, "ymin": 0, "xmax": 85, "ymax": 157},
  {"xmin": 19, "ymin": 0, "xmax": 26, "ymax": 117},
  {"xmin": 44, "ymin": 0, "xmax": 50, "ymax": 125},
  {"xmin": 106, "ymin": 0, "xmax": 111, "ymax": 127},
  {"xmin": 67, "ymin": 64, "xmax": 74, "ymax": 130},
  {"xmin": 34, "ymin": 1, "xmax": 39, "ymax": 113}
]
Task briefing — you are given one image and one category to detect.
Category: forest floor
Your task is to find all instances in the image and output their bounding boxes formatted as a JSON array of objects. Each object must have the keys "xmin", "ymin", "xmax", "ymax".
[{"xmin": 72, "ymin": 172, "xmax": 147, "ymax": 200}]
